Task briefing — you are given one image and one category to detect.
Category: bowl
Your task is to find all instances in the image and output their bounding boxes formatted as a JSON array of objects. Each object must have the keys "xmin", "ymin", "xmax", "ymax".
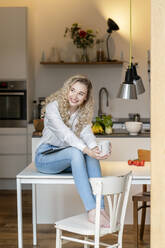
[{"xmin": 125, "ymin": 121, "xmax": 142, "ymax": 135}]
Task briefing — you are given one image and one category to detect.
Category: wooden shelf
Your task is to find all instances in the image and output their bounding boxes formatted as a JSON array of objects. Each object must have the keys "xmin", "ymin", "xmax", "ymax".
[{"xmin": 40, "ymin": 60, "xmax": 123, "ymax": 65}]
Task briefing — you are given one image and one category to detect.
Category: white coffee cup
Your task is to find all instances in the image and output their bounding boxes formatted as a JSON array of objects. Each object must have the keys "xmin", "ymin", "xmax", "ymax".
[{"xmin": 97, "ymin": 140, "xmax": 111, "ymax": 156}]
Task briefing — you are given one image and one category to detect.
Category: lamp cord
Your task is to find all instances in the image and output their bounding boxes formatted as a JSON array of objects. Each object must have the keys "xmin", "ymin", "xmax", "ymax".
[{"xmin": 129, "ymin": 0, "xmax": 132, "ymax": 68}]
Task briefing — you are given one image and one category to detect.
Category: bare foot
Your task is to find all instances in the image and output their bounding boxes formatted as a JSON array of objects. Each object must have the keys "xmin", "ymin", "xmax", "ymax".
[
  {"xmin": 88, "ymin": 209, "xmax": 110, "ymax": 228},
  {"xmin": 101, "ymin": 209, "xmax": 110, "ymax": 221}
]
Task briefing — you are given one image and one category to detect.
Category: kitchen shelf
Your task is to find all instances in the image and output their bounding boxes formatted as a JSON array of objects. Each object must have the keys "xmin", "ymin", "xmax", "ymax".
[{"xmin": 40, "ymin": 60, "xmax": 123, "ymax": 65}]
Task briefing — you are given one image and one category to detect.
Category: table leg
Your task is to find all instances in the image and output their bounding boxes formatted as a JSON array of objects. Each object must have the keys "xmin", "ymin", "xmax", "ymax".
[
  {"xmin": 17, "ymin": 178, "xmax": 23, "ymax": 248},
  {"xmin": 133, "ymin": 200, "xmax": 139, "ymax": 248},
  {"xmin": 140, "ymin": 202, "xmax": 147, "ymax": 240},
  {"xmin": 32, "ymin": 184, "xmax": 37, "ymax": 245}
]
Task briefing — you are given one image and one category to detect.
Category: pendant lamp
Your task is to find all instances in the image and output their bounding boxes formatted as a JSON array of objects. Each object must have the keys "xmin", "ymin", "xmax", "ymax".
[
  {"xmin": 132, "ymin": 63, "xmax": 145, "ymax": 94},
  {"xmin": 117, "ymin": 0, "xmax": 145, "ymax": 99},
  {"xmin": 117, "ymin": 67, "xmax": 137, "ymax": 99}
]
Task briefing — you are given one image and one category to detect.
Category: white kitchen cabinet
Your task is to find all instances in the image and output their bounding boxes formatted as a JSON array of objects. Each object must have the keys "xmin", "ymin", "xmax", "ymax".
[
  {"xmin": 0, "ymin": 155, "xmax": 27, "ymax": 178},
  {"xmin": 32, "ymin": 136, "xmax": 150, "ymax": 161},
  {"xmin": 0, "ymin": 7, "xmax": 27, "ymax": 79},
  {"xmin": 32, "ymin": 136, "xmax": 150, "ymax": 224},
  {"xmin": 0, "ymin": 128, "xmax": 27, "ymax": 179},
  {"xmin": 0, "ymin": 135, "xmax": 27, "ymax": 154},
  {"xmin": 97, "ymin": 137, "xmax": 150, "ymax": 160}
]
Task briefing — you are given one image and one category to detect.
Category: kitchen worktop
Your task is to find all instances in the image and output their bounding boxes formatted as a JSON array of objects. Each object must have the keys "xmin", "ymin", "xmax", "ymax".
[
  {"xmin": 111, "ymin": 117, "xmax": 150, "ymax": 123},
  {"xmin": 31, "ymin": 117, "xmax": 150, "ymax": 138},
  {"xmin": 29, "ymin": 118, "xmax": 150, "ymax": 125},
  {"xmin": 96, "ymin": 133, "xmax": 150, "ymax": 138},
  {"xmin": 32, "ymin": 129, "xmax": 150, "ymax": 138}
]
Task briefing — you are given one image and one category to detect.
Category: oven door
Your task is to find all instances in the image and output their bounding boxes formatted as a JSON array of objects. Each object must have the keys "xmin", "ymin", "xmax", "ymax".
[{"xmin": 0, "ymin": 90, "xmax": 27, "ymax": 127}]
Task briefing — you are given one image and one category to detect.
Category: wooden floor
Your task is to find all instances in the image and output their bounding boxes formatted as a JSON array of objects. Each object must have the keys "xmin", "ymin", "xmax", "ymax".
[{"xmin": 0, "ymin": 190, "xmax": 150, "ymax": 248}]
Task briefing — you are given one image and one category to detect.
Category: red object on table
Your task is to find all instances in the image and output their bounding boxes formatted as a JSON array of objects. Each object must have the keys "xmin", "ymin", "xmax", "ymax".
[{"xmin": 128, "ymin": 159, "xmax": 145, "ymax": 166}]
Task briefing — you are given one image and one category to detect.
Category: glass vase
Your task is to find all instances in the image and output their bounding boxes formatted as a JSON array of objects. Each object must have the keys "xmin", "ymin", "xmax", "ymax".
[
  {"xmin": 96, "ymin": 39, "xmax": 105, "ymax": 62},
  {"xmin": 81, "ymin": 47, "xmax": 89, "ymax": 62}
]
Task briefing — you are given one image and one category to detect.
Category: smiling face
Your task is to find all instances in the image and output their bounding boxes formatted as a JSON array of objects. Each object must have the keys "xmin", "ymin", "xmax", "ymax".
[{"xmin": 68, "ymin": 82, "xmax": 88, "ymax": 109}]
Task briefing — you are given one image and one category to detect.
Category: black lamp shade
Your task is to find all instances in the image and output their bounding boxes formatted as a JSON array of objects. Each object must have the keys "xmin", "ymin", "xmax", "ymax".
[
  {"xmin": 117, "ymin": 67, "xmax": 137, "ymax": 99},
  {"xmin": 132, "ymin": 63, "xmax": 145, "ymax": 95},
  {"xmin": 107, "ymin": 18, "xmax": 119, "ymax": 33},
  {"xmin": 125, "ymin": 67, "xmax": 134, "ymax": 84}
]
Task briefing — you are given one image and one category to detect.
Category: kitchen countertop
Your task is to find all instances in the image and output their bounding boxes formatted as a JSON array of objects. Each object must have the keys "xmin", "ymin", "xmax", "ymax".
[
  {"xmin": 96, "ymin": 128, "xmax": 150, "ymax": 138},
  {"xmin": 32, "ymin": 129, "xmax": 150, "ymax": 138},
  {"xmin": 111, "ymin": 117, "xmax": 150, "ymax": 123},
  {"xmin": 29, "ymin": 117, "xmax": 150, "ymax": 125},
  {"xmin": 96, "ymin": 133, "xmax": 150, "ymax": 138},
  {"xmin": 31, "ymin": 117, "xmax": 150, "ymax": 138}
]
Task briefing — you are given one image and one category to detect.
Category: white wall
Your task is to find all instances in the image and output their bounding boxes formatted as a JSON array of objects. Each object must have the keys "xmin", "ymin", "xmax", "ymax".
[{"xmin": 0, "ymin": 0, "xmax": 150, "ymax": 118}]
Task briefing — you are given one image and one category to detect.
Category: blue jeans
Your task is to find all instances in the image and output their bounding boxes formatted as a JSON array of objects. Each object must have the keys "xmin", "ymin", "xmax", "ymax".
[{"xmin": 35, "ymin": 143, "xmax": 104, "ymax": 211}]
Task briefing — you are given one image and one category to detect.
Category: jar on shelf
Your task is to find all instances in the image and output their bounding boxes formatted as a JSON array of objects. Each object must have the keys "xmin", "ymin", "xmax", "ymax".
[
  {"xmin": 32, "ymin": 100, "xmax": 38, "ymax": 120},
  {"xmin": 41, "ymin": 50, "xmax": 46, "ymax": 62},
  {"xmin": 96, "ymin": 39, "xmax": 105, "ymax": 62},
  {"xmin": 48, "ymin": 47, "xmax": 56, "ymax": 62}
]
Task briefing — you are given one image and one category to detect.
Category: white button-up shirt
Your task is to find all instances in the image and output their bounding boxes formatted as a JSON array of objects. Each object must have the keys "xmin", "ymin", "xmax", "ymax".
[{"xmin": 37, "ymin": 100, "xmax": 97, "ymax": 151}]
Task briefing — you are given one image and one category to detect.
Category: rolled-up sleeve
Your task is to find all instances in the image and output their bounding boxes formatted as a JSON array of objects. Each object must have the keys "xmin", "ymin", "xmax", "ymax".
[
  {"xmin": 45, "ymin": 102, "xmax": 86, "ymax": 151},
  {"xmin": 80, "ymin": 124, "xmax": 97, "ymax": 149}
]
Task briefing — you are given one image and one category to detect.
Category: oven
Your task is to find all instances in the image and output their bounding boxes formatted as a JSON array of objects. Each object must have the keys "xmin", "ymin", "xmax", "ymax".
[{"xmin": 0, "ymin": 81, "xmax": 27, "ymax": 127}]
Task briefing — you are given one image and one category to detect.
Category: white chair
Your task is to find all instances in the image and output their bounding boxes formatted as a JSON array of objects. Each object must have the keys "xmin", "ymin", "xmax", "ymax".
[{"xmin": 55, "ymin": 172, "xmax": 132, "ymax": 248}]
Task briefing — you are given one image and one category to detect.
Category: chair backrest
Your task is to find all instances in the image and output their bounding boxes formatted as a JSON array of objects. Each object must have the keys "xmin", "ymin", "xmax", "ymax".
[
  {"xmin": 138, "ymin": 149, "xmax": 150, "ymax": 192},
  {"xmin": 138, "ymin": 149, "xmax": 150, "ymax": 161},
  {"xmin": 90, "ymin": 172, "xmax": 132, "ymax": 234}
]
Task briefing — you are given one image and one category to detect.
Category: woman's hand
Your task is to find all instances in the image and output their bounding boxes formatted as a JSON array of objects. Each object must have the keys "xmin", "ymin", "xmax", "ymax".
[
  {"xmin": 83, "ymin": 146, "xmax": 110, "ymax": 160},
  {"xmin": 83, "ymin": 146, "xmax": 101, "ymax": 160},
  {"xmin": 91, "ymin": 146, "xmax": 100, "ymax": 154}
]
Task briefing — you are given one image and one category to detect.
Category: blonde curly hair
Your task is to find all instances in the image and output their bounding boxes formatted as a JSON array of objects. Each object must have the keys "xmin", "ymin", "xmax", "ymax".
[{"xmin": 41, "ymin": 75, "xmax": 94, "ymax": 136}]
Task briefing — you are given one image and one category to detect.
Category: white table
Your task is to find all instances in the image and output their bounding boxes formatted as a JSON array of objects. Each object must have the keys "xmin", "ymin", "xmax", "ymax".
[{"xmin": 16, "ymin": 161, "xmax": 151, "ymax": 248}]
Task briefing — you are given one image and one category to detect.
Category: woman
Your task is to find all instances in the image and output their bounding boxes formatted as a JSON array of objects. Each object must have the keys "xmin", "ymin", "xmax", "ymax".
[{"xmin": 35, "ymin": 75, "xmax": 111, "ymax": 227}]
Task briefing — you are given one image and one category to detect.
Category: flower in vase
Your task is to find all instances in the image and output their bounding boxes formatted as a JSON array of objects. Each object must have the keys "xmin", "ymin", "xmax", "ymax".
[{"xmin": 64, "ymin": 23, "xmax": 97, "ymax": 49}]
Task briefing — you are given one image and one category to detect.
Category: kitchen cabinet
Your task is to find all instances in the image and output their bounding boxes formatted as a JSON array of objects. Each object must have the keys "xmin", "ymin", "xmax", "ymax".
[
  {"xmin": 0, "ymin": 7, "xmax": 27, "ymax": 79},
  {"xmin": 0, "ymin": 125, "xmax": 34, "ymax": 188},
  {"xmin": 0, "ymin": 155, "xmax": 27, "ymax": 179},
  {"xmin": 96, "ymin": 137, "xmax": 150, "ymax": 160},
  {"xmin": 32, "ymin": 136, "xmax": 150, "ymax": 224},
  {"xmin": 0, "ymin": 128, "xmax": 27, "ymax": 179},
  {"xmin": 0, "ymin": 134, "xmax": 26, "ymax": 154}
]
